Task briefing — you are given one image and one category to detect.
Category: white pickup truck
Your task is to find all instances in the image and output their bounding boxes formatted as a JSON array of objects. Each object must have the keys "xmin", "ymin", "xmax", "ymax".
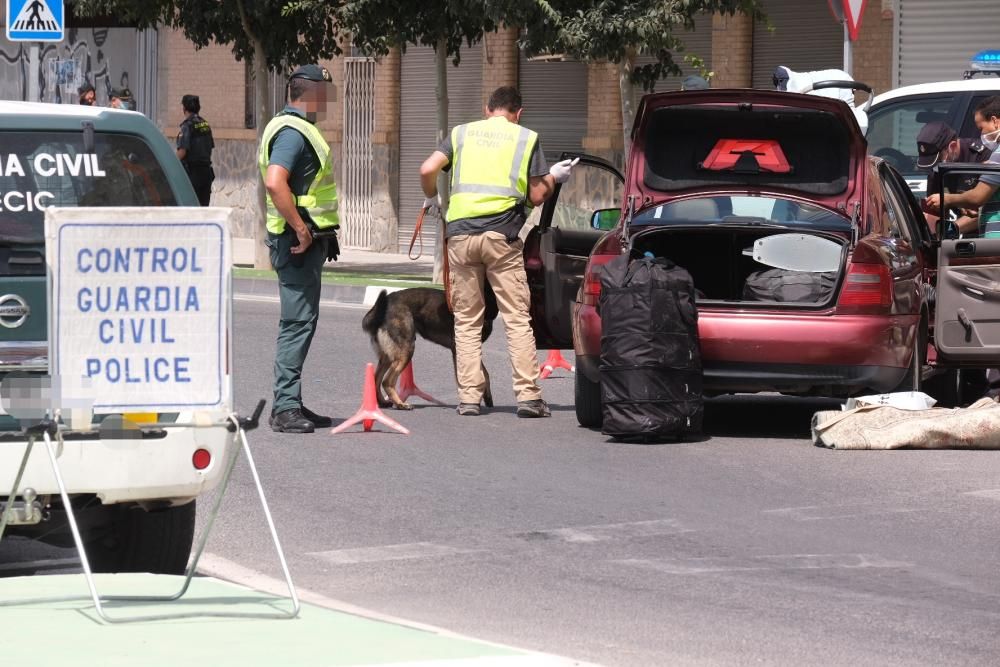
[{"xmin": 0, "ymin": 102, "xmax": 235, "ymax": 574}]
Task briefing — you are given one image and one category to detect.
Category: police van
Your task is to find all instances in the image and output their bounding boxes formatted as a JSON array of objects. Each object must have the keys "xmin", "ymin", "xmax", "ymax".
[
  {"xmin": 867, "ymin": 50, "xmax": 1000, "ymax": 197},
  {"xmin": 0, "ymin": 102, "xmax": 234, "ymax": 574}
]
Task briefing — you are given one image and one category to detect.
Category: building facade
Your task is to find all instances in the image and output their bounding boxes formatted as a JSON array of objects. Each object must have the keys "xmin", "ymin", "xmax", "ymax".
[{"xmin": 1, "ymin": 0, "xmax": 997, "ymax": 261}]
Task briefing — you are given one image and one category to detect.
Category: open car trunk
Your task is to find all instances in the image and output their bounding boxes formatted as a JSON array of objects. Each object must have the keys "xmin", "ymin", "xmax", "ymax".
[{"xmin": 628, "ymin": 226, "xmax": 849, "ymax": 308}]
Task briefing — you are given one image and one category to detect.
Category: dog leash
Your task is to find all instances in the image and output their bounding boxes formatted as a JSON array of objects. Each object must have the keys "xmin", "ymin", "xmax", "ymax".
[
  {"xmin": 407, "ymin": 207, "xmax": 426, "ymax": 260},
  {"xmin": 409, "ymin": 206, "xmax": 453, "ymax": 312}
]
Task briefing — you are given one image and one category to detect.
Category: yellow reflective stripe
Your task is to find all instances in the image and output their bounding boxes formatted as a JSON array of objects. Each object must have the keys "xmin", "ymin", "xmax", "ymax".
[
  {"xmin": 451, "ymin": 124, "xmax": 468, "ymax": 188},
  {"xmin": 508, "ymin": 126, "xmax": 532, "ymax": 192},
  {"xmin": 451, "ymin": 183, "xmax": 521, "ymax": 197}
]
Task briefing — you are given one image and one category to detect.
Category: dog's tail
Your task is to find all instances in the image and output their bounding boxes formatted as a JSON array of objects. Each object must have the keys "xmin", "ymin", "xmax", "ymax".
[{"xmin": 362, "ymin": 290, "xmax": 389, "ymax": 335}]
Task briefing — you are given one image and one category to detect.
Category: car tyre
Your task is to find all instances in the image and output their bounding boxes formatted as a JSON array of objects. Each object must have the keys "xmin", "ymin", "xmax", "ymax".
[
  {"xmin": 575, "ymin": 370, "xmax": 603, "ymax": 428},
  {"xmin": 86, "ymin": 501, "xmax": 196, "ymax": 575},
  {"xmin": 925, "ymin": 369, "xmax": 990, "ymax": 409}
]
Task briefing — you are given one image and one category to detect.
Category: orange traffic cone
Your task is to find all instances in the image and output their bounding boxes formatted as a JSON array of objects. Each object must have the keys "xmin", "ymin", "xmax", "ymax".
[
  {"xmin": 539, "ymin": 349, "xmax": 575, "ymax": 379},
  {"xmin": 397, "ymin": 362, "xmax": 446, "ymax": 406},
  {"xmin": 331, "ymin": 363, "xmax": 410, "ymax": 435}
]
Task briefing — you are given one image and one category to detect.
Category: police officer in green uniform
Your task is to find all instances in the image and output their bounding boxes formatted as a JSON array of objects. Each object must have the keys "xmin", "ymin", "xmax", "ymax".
[
  {"xmin": 177, "ymin": 94, "xmax": 216, "ymax": 206},
  {"xmin": 258, "ymin": 64, "xmax": 341, "ymax": 433}
]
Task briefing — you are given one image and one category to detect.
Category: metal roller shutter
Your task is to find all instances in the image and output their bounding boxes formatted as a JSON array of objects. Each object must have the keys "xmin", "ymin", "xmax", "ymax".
[
  {"xmin": 518, "ymin": 55, "xmax": 587, "ymax": 163},
  {"xmin": 634, "ymin": 14, "xmax": 713, "ymax": 93},
  {"xmin": 897, "ymin": 0, "xmax": 1000, "ymax": 86},
  {"xmin": 751, "ymin": 0, "xmax": 843, "ymax": 88},
  {"xmin": 398, "ymin": 43, "xmax": 483, "ymax": 251}
]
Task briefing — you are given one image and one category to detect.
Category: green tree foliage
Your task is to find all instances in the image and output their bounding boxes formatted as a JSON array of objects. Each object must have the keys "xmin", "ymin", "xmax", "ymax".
[
  {"xmin": 72, "ymin": 0, "xmax": 343, "ymax": 70},
  {"xmin": 285, "ymin": 0, "xmax": 508, "ymax": 279},
  {"xmin": 503, "ymin": 0, "xmax": 765, "ymax": 153},
  {"xmin": 511, "ymin": 0, "xmax": 766, "ymax": 90},
  {"xmin": 72, "ymin": 0, "xmax": 347, "ymax": 268}
]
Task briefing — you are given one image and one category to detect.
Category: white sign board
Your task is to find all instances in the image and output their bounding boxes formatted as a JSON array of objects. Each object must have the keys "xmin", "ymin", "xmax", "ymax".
[{"xmin": 46, "ymin": 207, "xmax": 232, "ymax": 414}]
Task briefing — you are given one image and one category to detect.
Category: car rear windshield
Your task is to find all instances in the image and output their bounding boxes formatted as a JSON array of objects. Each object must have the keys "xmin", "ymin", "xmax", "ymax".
[
  {"xmin": 642, "ymin": 105, "xmax": 852, "ymax": 196},
  {"xmin": 632, "ymin": 195, "xmax": 851, "ymax": 230},
  {"xmin": 0, "ymin": 131, "xmax": 177, "ymax": 244}
]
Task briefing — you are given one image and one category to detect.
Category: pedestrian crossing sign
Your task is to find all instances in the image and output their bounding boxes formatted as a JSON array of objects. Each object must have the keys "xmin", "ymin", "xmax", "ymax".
[{"xmin": 6, "ymin": 0, "xmax": 64, "ymax": 42}]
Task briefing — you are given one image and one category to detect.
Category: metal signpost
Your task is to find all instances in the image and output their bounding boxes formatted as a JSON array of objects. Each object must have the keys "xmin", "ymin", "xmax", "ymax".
[{"xmin": 829, "ymin": 0, "xmax": 868, "ymax": 76}]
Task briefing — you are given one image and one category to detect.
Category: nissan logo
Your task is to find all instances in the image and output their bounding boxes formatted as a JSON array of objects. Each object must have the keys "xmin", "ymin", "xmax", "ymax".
[{"xmin": 0, "ymin": 294, "xmax": 30, "ymax": 329}]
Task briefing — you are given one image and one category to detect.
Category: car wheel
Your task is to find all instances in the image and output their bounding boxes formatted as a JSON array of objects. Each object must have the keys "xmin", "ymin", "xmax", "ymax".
[
  {"xmin": 925, "ymin": 369, "xmax": 990, "ymax": 409},
  {"xmin": 575, "ymin": 370, "xmax": 603, "ymax": 428},
  {"xmin": 85, "ymin": 501, "xmax": 196, "ymax": 575}
]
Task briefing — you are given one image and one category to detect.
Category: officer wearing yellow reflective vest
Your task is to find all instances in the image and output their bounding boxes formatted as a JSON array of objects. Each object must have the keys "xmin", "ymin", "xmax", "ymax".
[
  {"xmin": 420, "ymin": 86, "xmax": 578, "ymax": 418},
  {"xmin": 258, "ymin": 63, "xmax": 340, "ymax": 434}
]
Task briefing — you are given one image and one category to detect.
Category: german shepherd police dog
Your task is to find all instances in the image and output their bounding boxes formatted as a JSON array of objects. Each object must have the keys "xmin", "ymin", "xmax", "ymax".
[{"xmin": 361, "ymin": 284, "xmax": 499, "ymax": 410}]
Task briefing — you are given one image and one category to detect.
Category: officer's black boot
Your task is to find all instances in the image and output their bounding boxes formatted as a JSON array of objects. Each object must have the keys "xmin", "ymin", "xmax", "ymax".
[
  {"xmin": 300, "ymin": 405, "xmax": 332, "ymax": 427},
  {"xmin": 270, "ymin": 408, "xmax": 315, "ymax": 433}
]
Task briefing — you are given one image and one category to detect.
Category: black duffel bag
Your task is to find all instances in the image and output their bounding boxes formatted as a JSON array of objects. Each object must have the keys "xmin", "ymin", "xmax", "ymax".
[
  {"xmin": 742, "ymin": 268, "xmax": 837, "ymax": 303},
  {"xmin": 599, "ymin": 254, "xmax": 703, "ymax": 441}
]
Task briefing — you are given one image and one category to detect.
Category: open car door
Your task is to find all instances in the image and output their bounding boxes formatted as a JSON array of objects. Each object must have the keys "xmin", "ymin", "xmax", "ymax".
[
  {"xmin": 932, "ymin": 163, "xmax": 1000, "ymax": 365},
  {"xmin": 523, "ymin": 153, "xmax": 624, "ymax": 349}
]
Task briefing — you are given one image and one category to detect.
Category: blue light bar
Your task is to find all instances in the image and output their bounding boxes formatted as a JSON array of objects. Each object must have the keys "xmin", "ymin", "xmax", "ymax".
[{"xmin": 971, "ymin": 49, "xmax": 1000, "ymax": 71}]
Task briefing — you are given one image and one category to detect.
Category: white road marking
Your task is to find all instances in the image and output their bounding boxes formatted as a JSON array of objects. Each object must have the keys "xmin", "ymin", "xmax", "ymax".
[
  {"xmin": 363, "ymin": 284, "xmax": 406, "ymax": 305},
  {"xmin": 233, "ymin": 294, "xmax": 368, "ymax": 310},
  {"xmin": 617, "ymin": 553, "xmax": 912, "ymax": 575},
  {"xmin": 963, "ymin": 489, "xmax": 1000, "ymax": 501},
  {"xmin": 520, "ymin": 519, "xmax": 692, "ymax": 543},
  {"xmin": 307, "ymin": 541, "xmax": 483, "ymax": 565},
  {"xmin": 196, "ymin": 552, "xmax": 595, "ymax": 666},
  {"xmin": 762, "ymin": 504, "xmax": 920, "ymax": 521}
]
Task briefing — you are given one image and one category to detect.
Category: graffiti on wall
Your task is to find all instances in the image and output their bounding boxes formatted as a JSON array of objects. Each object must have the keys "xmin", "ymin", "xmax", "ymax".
[{"xmin": 0, "ymin": 27, "xmax": 137, "ymax": 105}]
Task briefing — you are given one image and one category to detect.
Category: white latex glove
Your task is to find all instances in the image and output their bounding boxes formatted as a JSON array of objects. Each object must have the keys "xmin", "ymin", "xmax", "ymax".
[
  {"xmin": 422, "ymin": 194, "xmax": 441, "ymax": 212},
  {"xmin": 549, "ymin": 157, "xmax": 580, "ymax": 184}
]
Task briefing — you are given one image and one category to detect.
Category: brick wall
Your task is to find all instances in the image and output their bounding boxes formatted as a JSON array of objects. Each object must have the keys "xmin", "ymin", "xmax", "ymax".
[
  {"xmin": 159, "ymin": 28, "xmax": 247, "ymax": 135},
  {"xmin": 159, "ymin": 27, "xmax": 346, "ymax": 141},
  {"xmin": 373, "ymin": 47, "xmax": 400, "ymax": 144},
  {"xmin": 317, "ymin": 52, "xmax": 346, "ymax": 143},
  {"xmin": 370, "ymin": 48, "xmax": 401, "ymax": 252},
  {"xmin": 482, "ymin": 26, "xmax": 519, "ymax": 105},
  {"xmin": 852, "ymin": 0, "xmax": 894, "ymax": 96},
  {"xmin": 711, "ymin": 12, "xmax": 752, "ymax": 88},
  {"xmin": 582, "ymin": 61, "xmax": 624, "ymax": 164}
]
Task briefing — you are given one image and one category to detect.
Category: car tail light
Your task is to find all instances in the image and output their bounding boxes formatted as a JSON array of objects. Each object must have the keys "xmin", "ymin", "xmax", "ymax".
[
  {"xmin": 837, "ymin": 251, "xmax": 892, "ymax": 314},
  {"xmin": 581, "ymin": 253, "xmax": 619, "ymax": 306},
  {"xmin": 192, "ymin": 448, "xmax": 212, "ymax": 470}
]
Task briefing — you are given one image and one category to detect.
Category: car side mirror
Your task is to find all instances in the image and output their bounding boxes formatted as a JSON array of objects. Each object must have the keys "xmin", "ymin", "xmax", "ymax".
[{"xmin": 591, "ymin": 208, "xmax": 619, "ymax": 231}]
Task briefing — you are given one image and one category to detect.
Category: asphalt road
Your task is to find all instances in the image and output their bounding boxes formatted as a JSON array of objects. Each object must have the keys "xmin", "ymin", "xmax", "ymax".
[{"xmin": 4, "ymin": 296, "xmax": 1000, "ymax": 666}]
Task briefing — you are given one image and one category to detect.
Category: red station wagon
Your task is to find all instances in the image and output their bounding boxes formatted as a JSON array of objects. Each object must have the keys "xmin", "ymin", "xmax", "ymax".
[{"xmin": 523, "ymin": 88, "xmax": 1000, "ymax": 428}]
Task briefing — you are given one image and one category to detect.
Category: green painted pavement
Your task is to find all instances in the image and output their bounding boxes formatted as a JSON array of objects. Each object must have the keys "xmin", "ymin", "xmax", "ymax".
[{"xmin": 0, "ymin": 574, "xmax": 553, "ymax": 666}]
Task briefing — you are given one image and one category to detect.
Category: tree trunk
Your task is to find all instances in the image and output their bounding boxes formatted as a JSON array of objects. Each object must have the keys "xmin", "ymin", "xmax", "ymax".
[
  {"xmin": 617, "ymin": 49, "xmax": 637, "ymax": 159},
  {"xmin": 252, "ymin": 45, "xmax": 271, "ymax": 270},
  {"xmin": 236, "ymin": 0, "xmax": 272, "ymax": 270},
  {"xmin": 432, "ymin": 39, "xmax": 449, "ymax": 285}
]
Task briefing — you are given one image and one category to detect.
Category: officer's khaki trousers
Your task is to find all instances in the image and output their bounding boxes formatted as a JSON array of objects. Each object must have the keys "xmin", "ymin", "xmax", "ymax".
[{"xmin": 448, "ymin": 231, "xmax": 542, "ymax": 405}]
